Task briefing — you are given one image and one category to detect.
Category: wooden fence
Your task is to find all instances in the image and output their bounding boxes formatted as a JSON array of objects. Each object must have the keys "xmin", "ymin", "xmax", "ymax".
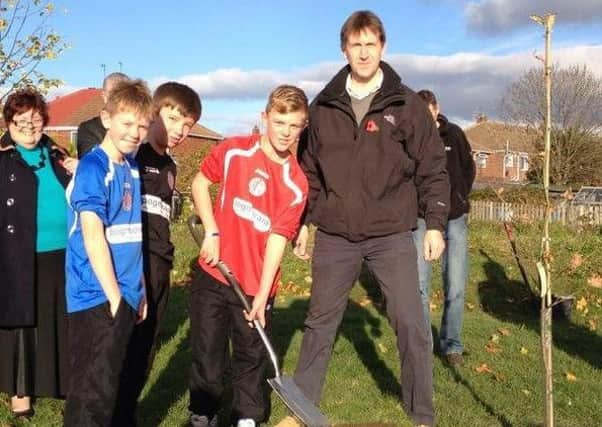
[{"xmin": 469, "ymin": 201, "xmax": 602, "ymax": 226}]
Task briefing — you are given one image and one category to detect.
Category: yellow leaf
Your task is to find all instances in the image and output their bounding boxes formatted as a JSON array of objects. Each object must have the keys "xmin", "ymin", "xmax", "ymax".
[
  {"xmin": 378, "ymin": 342, "xmax": 388, "ymax": 353},
  {"xmin": 570, "ymin": 254, "xmax": 584, "ymax": 270},
  {"xmin": 522, "ymin": 389, "xmax": 531, "ymax": 396},
  {"xmin": 587, "ymin": 275, "xmax": 602, "ymax": 289},
  {"xmin": 359, "ymin": 297, "xmax": 372, "ymax": 307},
  {"xmin": 304, "ymin": 276, "xmax": 313, "ymax": 284},
  {"xmin": 565, "ymin": 371, "xmax": 577, "ymax": 382},
  {"xmin": 576, "ymin": 297, "xmax": 588, "ymax": 312},
  {"xmin": 497, "ymin": 327, "xmax": 511, "ymax": 336},
  {"xmin": 587, "ymin": 318, "xmax": 598, "ymax": 331},
  {"xmin": 490, "ymin": 333, "xmax": 500, "ymax": 343},
  {"xmin": 466, "ymin": 302, "xmax": 476, "ymax": 310},
  {"xmin": 475, "ymin": 363, "xmax": 492, "ymax": 374},
  {"xmin": 429, "ymin": 302, "xmax": 438, "ymax": 311},
  {"xmin": 520, "ymin": 347, "xmax": 529, "ymax": 355}
]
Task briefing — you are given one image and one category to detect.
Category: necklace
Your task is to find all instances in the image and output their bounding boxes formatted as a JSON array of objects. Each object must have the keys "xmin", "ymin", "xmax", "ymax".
[{"xmin": 29, "ymin": 146, "xmax": 47, "ymax": 171}]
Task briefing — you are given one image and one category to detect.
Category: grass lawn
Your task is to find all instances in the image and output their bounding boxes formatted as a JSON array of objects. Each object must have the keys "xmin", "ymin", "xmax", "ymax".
[{"xmin": 2, "ymin": 213, "xmax": 601, "ymax": 426}]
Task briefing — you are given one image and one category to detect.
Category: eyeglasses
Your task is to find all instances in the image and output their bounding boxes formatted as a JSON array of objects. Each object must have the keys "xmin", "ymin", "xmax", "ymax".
[{"xmin": 12, "ymin": 118, "xmax": 44, "ymax": 129}]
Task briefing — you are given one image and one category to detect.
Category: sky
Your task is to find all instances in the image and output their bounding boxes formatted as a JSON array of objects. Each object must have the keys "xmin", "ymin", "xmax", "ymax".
[{"xmin": 32, "ymin": 0, "xmax": 602, "ymax": 135}]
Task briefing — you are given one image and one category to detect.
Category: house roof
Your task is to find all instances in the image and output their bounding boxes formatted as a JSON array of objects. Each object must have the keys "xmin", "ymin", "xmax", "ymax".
[
  {"xmin": 465, "ymin": 120, "xmax": 539, "ymax": 154},
  {"xmin": 45, "ymin": 87, "xmax": 222, "ymax": 140}
]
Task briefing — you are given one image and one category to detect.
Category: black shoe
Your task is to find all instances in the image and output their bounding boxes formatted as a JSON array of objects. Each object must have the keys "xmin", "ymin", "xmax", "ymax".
[
  {"xmin": 445, "ymin": 352, "xmax": 464, "ymax": 366},
  {"xmin": 12, "ymin": 407, "xmax": 35, "ymax": 420}
]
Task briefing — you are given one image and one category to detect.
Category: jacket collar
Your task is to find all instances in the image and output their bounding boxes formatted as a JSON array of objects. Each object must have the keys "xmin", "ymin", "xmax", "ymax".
[{"xmin": 317, "ymin": 61, "xmax": 404, "ymax": 105}]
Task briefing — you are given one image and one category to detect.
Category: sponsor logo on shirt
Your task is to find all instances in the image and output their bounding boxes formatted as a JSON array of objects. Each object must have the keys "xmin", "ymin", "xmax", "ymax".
[
  {"xmin": 384, "ymin": 114, "xmax": 396, "ymax": 126},
  {"xmin": 141, "ymin": 195, "xmax": 171, "ymax": 220},
  {"xmin": 248, "ymin": 176, "xmax": 267, "ymax": 197},
  {"xmin": 144, "ymin": 166, "xmax": 160, "ymax": 174},
  {"xmin": 232, "ymin": 197, "xmax": 271, "ymax": 232},
  {"xmin": 122, "ymin": 181, "xmax": 132, "ymax": 211},
  {"xmin": 105, "ymin": 223, "xmax": 142, "ymax": 244}
]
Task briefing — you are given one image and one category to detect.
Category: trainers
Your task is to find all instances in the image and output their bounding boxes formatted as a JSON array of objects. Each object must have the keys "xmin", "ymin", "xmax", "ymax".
[
  {"xmin": 190, "ymin": 414, "xmax": 218, "ymax": 427},
  {"xmin": 273, "ymin": 416, "xmax": 301, "ymax": 427},
  {"xmin": 445, "ymin": 352, "xmax": 464, "ymax": 366},
  {"xmin": 237, "ymin": 419, "xmax": 256, "ymax": 427}
]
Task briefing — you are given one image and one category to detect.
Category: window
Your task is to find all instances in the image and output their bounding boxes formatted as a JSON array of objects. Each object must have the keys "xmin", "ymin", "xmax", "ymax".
[
  {"xmin": 519, "ymin": 155, "xmax": 529, "ymax": 171},
  {"xmin": 504, "ymin": 154, "xmax": 514, "ymax": 168},
  {"xmin": 475, "ymin": 153, "xmax": 488, "ymax": 169}
]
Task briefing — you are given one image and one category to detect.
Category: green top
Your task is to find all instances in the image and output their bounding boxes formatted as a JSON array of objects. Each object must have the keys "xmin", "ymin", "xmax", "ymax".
[{"xmin": 16, "ymin": 143, "xmax": 68, "ymax": 252}]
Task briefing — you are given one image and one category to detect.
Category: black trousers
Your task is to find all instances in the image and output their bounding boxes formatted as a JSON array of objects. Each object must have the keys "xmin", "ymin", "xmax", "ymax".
[
  {"xmin": 189, "ymin": 266, "xmax": 273, "ymax": 425},
  {"xmin": 64, "ymin": 301, "xmax": 137, "ymax": 427},
  {"xmin": 293, "ymin": 231, "xmax": 434, "ymax": 426},
  {"xmin": 113, "ymin": 253, "xmax": 171, "ymax": 426}
]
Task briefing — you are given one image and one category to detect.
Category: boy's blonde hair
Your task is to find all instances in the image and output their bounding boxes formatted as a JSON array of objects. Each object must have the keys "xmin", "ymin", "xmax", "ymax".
[
  {"xmin": 265, "ymin": 85, "xmax": 308, "ymax": 115},
  {"xmin": 104, "ymin": 79, "xmax": 154, "ymax": 119},
  {"xmin": 153, "ymin": 82, "xmax": 202, "ymax": 122}
]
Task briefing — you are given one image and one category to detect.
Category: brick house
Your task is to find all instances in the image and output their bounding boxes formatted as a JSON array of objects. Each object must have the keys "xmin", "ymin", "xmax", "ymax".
[
  {"xmin": 42, "ymin": 88, "xmax": 222, "ymax": 153},
  {"xmin": 465, "ymin": 116, "xmax": 538, "ymax": 184}
]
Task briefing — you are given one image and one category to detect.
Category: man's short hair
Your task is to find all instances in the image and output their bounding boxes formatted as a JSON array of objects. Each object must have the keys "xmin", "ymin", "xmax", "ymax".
[
  {"xmin": 265, "ymin": 85, "xmax": 308, "ymax": 115},
  {"xmin": 102, "ymin": 72, "xmax": 129, "ymax": 93},
  {"xmin": 153, "ymin": 82, "xmax": 202, "ymax": 122},
  {"xmin": 417, "ymin": 90, "xmax": 438, "ymax": 107},
  {"xmin": 103, "ymin": 79, "xmax": 153, "ymax": 119},
  {"xmin": 340, "ymin": 10, "xmax": 386, "ymax": 50}
]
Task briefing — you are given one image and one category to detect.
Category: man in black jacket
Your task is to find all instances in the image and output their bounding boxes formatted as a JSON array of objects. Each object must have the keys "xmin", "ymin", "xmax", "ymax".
[
  {"xmin": 291, "ymin": 11, "xmax": 449, "ymax": 427},
  {"xmin": 76, "ymin": 72, "xmax": 129, "ymax": 158},
  {"xmin": 414, "ymin": 90, "xmax": 476, "ymax": 367}
]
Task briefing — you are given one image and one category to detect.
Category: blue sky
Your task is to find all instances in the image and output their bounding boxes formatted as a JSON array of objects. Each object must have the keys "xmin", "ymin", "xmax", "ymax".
[{"xmin": 37, "ymin": 0, "xmax": 602, "ymax": 135}]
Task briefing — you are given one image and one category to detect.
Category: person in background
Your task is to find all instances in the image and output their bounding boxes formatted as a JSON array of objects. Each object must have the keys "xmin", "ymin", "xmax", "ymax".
[
  {"xmin": 76, "ymin": 72, "xmax": 129, "ymax": 158},
  {"xmin": 413, "ymin": 89, "xmax": 476, "ymax": 366},
  {"xmin": 0, "ymin": 88, "xmax": 77, "ymax": 420}
]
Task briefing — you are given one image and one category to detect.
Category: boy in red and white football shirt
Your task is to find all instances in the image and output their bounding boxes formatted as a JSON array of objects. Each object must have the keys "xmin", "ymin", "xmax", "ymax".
[{"xmin": 189, "ymin": 85, "xmax": 308, "ymax": 427}]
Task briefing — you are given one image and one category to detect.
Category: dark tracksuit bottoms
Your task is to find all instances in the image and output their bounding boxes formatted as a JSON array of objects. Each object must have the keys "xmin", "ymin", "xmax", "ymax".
[
  {"xmin": 64, "ymin": 301, "xmax": 137, "ymax": 427},
  {"xmin": 189, "ymin": 266, "xmax": 273, "ymax": 425},
  {"xmin": 112, "ymin": 252, "xmax": 172, "ymax": 426},
  {"xmin": 294, "ymin": 230, "xmax": 434, "ymax": 426}
]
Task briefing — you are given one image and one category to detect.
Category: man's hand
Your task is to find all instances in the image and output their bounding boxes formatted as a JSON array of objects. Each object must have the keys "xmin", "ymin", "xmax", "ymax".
[
  {"xmin": 423, "ymin": 229, "xmax": 445, "ymax": 261},
  {"xmin": 293, "ymin": 225, "xmax": 310, "ymax": 260},
  {"xmin": 244, "ymin": 293, "xmax": 269, "ymax": 328},
  {"xmin": 62, "ymin": 157, "xmax": 79, "ymax": 175},
  {"xmin": 137, "ymin": 295, "xmax": 148, "ymax": 324},
  {"xmin": 200, "ymin": 234, "xmax": 220, "ymax": 266}
]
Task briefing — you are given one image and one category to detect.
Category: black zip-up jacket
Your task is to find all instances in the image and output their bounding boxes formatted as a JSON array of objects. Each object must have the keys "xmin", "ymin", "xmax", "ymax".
[
  {"xmin": 299, "ymin": 62, "xmax": 450, "ymax": 241},
  {"xmin": 436, "ymin": 114, "xmax": 476, "ymax": 220},
  {"xmin": 0, "ymin": 132, "xmax": 71, "ymax": 327}
]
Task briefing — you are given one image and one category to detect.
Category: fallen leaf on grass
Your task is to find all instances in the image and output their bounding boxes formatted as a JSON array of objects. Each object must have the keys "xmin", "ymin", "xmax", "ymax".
[
  {"xmin": 490, "ymin": 333, "xmax": 500, "ymax": 343},
  {"xmin": 497, "ymin": 327, "xmax": 511, "ymax": 336},
  {"xmin": 378, "ymin": 342, "xmax": 388, "ymax": 353},
  {"xmin": 466, "ymin": 302, "xmax": 476, "ymax": 310},
  {"xmin": 520, "ymin": 347, "xmax": 529, "ymax": 355},
  {"xmin": 587, "ymin": 320, "xmax": 597, "ymax": 331},
  {"xmin": 565, "ymin": 371, "xmax": 577, "ymax": 382},
  {"xmin": 359, "ymin": 297, "xmax": 372, "ymax": 307},
  {"xmin": 576, "ymin": 297, "xmax": 588, "ymax": 312},
  {"xmin": 570, "ymin": 254, "xmax": 584, "ymax": 270},
  {"xmin": 587, "ymin": 274, "xmax": 602, "ymax": 289},
  {"xmin": 494, "ymin": 372, "xmax": 507, "ymax": 382},
  {"xmin": 475, "ymin": 363, "xmax": 493, "ymax": 374},
  {"xmin": 429, "ymin": 302, "xmax": 438, "ymax": 311},
  {"xmin": 521, "ymin": 389, "xmax": 531, "ymax": 396},
  {"xmin": 304, "ymin": 275, "xmax": 313, "ymax": 284},
  {"xmin": 485, "ymin": 343, "xmax": 502, "ymax": 353}
]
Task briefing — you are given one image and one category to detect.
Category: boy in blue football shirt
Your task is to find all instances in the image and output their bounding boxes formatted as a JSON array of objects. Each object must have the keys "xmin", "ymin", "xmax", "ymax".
[{"xmin": 64, "ymin": 79, "xmax": 153, "ymax": 427}]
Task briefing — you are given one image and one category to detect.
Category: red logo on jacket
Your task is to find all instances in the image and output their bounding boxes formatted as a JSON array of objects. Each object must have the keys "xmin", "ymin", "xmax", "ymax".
[{"xmin": 365, "ymin": 120, "xmax": 379, "ymax": 132}]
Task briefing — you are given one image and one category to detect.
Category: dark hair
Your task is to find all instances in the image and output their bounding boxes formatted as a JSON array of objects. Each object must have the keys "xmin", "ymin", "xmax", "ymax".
[
  {"xmin": 2, "ymin": 87, "xmax": 49, "ymax": 127},
  {"xmin": 153, "ymin": 82, "xmax": 202, "ymax": 122},
  {"xmin": 417, "ymin": 89, "xmax": 438, "ymax": 107},
  {"xmin": 340, "ymin": 10, "xmax": 386, "ymax": 50},
  {"xmin": 265, "ymin": 85, "xmax": 309, "ymax": 115}
]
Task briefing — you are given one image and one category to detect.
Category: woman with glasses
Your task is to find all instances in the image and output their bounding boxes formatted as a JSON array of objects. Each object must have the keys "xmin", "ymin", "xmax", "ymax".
[{"xmin": 0, "ymin": 88, "xmax": 77, "ymax": 419}]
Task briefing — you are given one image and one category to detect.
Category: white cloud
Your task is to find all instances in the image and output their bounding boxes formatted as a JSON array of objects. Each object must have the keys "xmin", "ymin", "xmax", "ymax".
[{"xmin": 466, "ymin": 0, "xmax": 602, "ymax": 35}]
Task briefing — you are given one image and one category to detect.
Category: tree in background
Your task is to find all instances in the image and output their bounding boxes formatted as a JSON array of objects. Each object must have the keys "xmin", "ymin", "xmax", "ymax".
[
  {"xmin": 500, "ymin": 65, "xmax": 602, "ymax": 186},
  {"xmin": 0, "ymin": 0, "xmax": 67, "ymax": 103}
]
